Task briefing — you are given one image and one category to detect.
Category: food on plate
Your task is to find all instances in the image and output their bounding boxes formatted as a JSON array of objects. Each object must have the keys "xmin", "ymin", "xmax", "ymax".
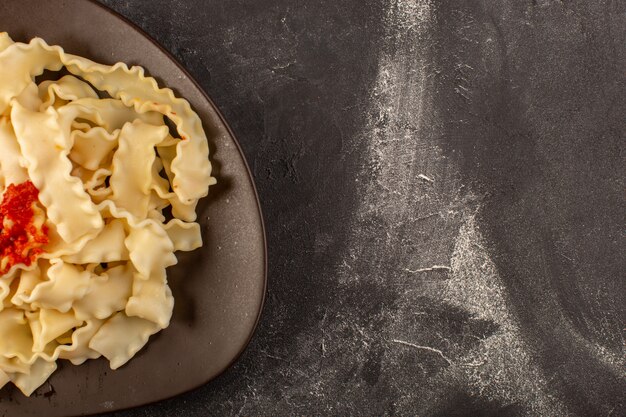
[{"xmin": 0, "ymin": 32, "xmax": 215, "ymax": 396}]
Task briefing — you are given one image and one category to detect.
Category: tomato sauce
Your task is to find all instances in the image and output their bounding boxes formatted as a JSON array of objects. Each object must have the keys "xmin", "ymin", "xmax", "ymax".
[{"xmin": 0, "ymin": 181, "xmax": 49, "ymax": 275}]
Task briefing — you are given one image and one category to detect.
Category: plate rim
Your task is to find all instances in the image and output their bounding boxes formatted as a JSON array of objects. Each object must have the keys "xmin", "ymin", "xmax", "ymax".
[{"xmin": 22, "ymin": 0, "xmax": 268, "ymax": 414}]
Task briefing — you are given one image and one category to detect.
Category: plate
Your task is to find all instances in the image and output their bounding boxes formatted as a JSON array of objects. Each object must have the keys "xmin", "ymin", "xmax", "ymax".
[{"xmin": 0, "ymin": 1, "xmax": 267, "ymax": 415}]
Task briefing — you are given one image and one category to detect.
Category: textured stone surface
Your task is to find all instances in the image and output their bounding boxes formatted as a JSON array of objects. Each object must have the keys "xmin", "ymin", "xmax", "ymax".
[{"xmin": 97, "ymin": 0, "xmax": 624, "ymax": 415}]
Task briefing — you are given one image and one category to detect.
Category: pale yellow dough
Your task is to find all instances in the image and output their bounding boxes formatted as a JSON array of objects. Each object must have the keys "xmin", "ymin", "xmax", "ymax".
[{"xmin": 0, "ymin": 32, "xmax": 215, "ymax": 396}]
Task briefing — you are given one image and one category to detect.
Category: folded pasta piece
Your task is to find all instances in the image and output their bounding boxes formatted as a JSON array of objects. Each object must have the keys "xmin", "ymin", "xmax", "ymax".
[
  {"xmin": 28, "ymin": 308, "xmax": 83, "ymax": 353},
  {"xmin": 11, "ymin": 358, "xmax": 57, "ymax": 397},
  {"xmin": 126, "ymin": 274, "xmax": 174, "ymax": 329},
  {"xmin": 38, "ymin": 75, "xmax": 99, "ymax": 110},
  {"xmin": 0, "ymin": 309, "xmax": 33, "ymax": 364},
  {"xmin": 0, "ymin": 39, "xmax": 64, "ymax": 114},
  {"xmin": 42, "ymin": 225, "xmax": 95, "ymax": 259},
  {"xmin": 169, "ymin": 197, "xmax": 200, "ymax": 223},
  {"xmin": 57, "ymin": 319, "xmax": 104, "ymax": 365},
  {"xmin": 110, "ymin": 121, "xmax": 169, "ymax": 219},
  {"xmin": 25, "ymin": 260, "xmax": 91, "ymax": 313},
  {"xmin": 89, "ymin": 312, "xmax": 160, "ymax": 370},
  {"xmin": 147, "ymin": 194, "xmax": 170, "ymax": 219},
  {"xmin": 149, "ymin": 155, "xmax": 174, "ymax": 205},
  {"xmin": 0, "ymin": 117, "xmax": 29, "ymax": 193},
  {"xmin": 14, "ymin": 81, "xmax": 43, "ymax": 112},
  {"xmin": 11, "ymin": 266, "xmax": 45, "ymax": 307},
  {"xmin": 125, "ymin": 221, "xmax": 177, "ymax": 280},
  {"xmin": 12, "ymin": 101, "xmax": 104, "ymax": 243},
  {"xmin": 58, "ymin": 98, "xmax": 162, "ymax": 135},
  {"xmin": 164, "ymin": 219, "xmax": 203, "ymax": 252},
  {"xmin": 156, "ymin": 144, "xmax": 201, "ymax": 222},
  {"xmin": 73, "ymin": 264, "xmax": 133, "ymax": 321},
  {"xmin": 62, "ymin": 219, "xmax": 129, "ymax": 264},
  {"xmin": 71, "ymin": 128, "xmax": 119, "ymax": 172},
  {"xmin": 0, "ymin": 356, "xmax": 30, "ymax": 375},
  {"xmin": 82, "ymin": 167, "xmax": 113, "ymax": 199}
]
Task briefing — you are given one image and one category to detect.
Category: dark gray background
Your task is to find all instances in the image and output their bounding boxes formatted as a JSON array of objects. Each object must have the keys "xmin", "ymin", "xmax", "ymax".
[{"xmin": 97, "ymin": 0, "xmax": 624, "ymax": 416}]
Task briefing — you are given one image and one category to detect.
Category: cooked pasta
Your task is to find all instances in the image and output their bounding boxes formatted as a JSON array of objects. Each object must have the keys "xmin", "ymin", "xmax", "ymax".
[{"xmin": 0, "ymin": 33, "xmax": 215, "ymax": 396}]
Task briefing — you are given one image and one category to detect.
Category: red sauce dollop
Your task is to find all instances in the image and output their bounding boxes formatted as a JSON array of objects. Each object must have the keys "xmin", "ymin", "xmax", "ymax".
[{"xmin": 0, "ymin": 181, "xmax": 49, "ymax": 275}]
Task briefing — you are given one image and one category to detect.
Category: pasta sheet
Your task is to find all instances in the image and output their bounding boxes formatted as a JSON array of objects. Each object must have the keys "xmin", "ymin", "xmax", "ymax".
[{"xmin": 0, "ymin": 33, "xmax": 215, "ymax": 396}]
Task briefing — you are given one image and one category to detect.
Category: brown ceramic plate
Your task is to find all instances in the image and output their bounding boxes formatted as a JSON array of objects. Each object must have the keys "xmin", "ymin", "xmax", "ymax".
[{"xmin": 0, "ymin": 0, "xmax": 267, "ymax": 416}]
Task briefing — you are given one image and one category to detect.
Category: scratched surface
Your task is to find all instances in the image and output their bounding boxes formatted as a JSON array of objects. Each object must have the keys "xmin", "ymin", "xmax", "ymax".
[{"xmin": 95, "ymin": 0, "xmax": 625, "ymax": 416}]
